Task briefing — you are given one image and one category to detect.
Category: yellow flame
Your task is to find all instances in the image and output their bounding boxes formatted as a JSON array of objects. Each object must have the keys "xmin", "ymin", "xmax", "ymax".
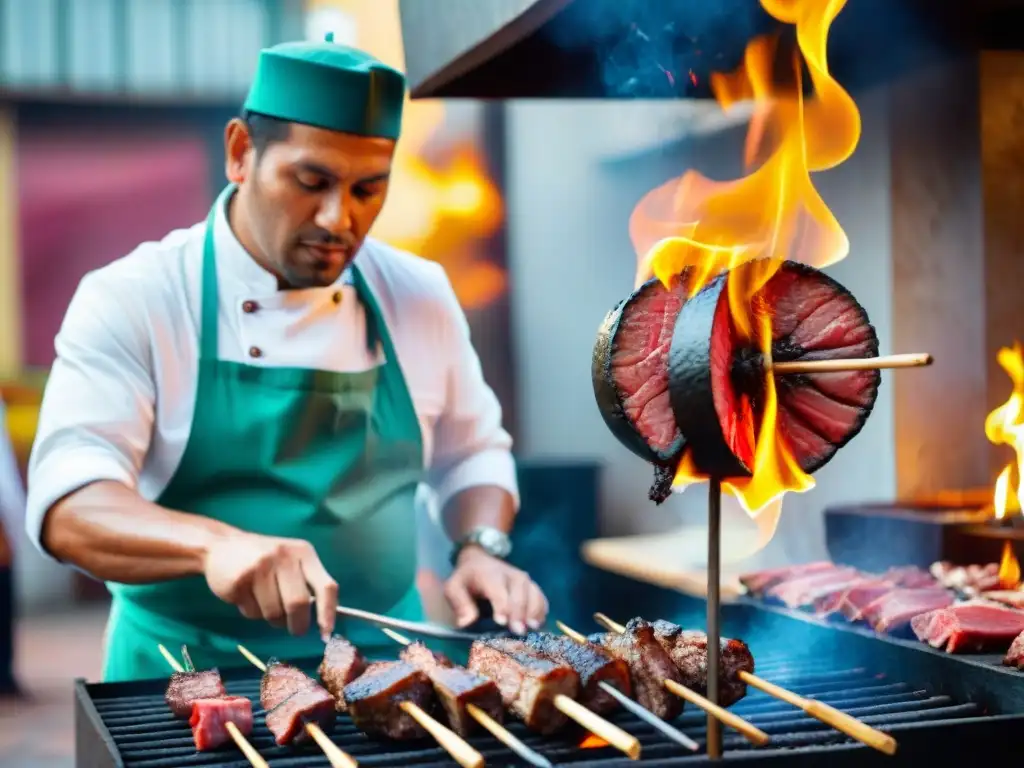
[
  {"xmin": 629, "ymin": 0, "xmax": 861, "ymax": 514},
  {"xmin": 985, "ymin": 342, "xmax": 1024, "ymax": 519},
  {"xmin": 998, "ymin": 540, "xmax": 1021, "ymax": 591}
]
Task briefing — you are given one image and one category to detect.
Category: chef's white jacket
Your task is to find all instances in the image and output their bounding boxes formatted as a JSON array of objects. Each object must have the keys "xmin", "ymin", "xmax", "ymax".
[{"xmin": 25, "ymin": 192, "xmax": 518, "ymax": 557}]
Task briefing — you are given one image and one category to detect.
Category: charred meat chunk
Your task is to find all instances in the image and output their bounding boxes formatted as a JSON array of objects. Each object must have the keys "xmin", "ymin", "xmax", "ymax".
[
  {"xmin": 399, "ymin": 641, "xmax": 504, "ymax": 736},
  {"xmin": 591, "ymin": 619, "xmax": 684, "ymax": 720},
  {"xmin": 343, "ymin": 661, "xmax": 435, "ymax": 740},
  {"xmin": 592, "ymin": 273, "xmax": 694, "ymax": 504},
  {"xmin": 468, "ymin": 637, "xmax": 579, "ymax": 734},
  {"xmin": 260, "ymin": 661, "xmax": 337, "ymax": 746},
  {"xmin": 318, "ymin": 635, "xmax": 368, "ymax": 712},
  {"xmin": 165, "ymin": 670, "xmax": 227, "ymax": 718},
  {"xmin": 524, "ymin": 632, "xmax": 631, "ymax": 715},
  {"xmin": 650, "ymin": 619, "xmax": 753, "ymax": 706},
  {"xmin": 190, "ymin": 696, "xmax": 253, "ymax": 751}
]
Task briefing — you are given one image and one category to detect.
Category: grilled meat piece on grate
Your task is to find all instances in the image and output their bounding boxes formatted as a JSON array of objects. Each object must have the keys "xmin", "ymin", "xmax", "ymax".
[
  {"xmin": 399, "ymin": 641, "xmax": 504, "ymax": 736},
  {"xmin": 343, "ymin": 661, "xmax": 435, "ymax": 740},
  {"xmin": 468, "ymin": 637, "xmax": 580, "ymax": 734},
  {"xmin": 318, "ymin": 635, "xmax": 367, "ymax": 712},
  {"xmin": 650, "ymin": 619, "xmax": 753, "ymax": 706},
  {"xmin": 165, "ymin": 670, "xmax": 227, "ymax": 718},
  {"xmin": 588, "ymin": 618, "xmax": 684, "ymax": 720},
  {"xmin": 189, "ymin": 696, "xmax": 253, "ymax": 751},
  {"xmin": 260, "ymin": 660, "xmax": 337, "ymax": 746},
  {"xmin": 523, "ymin": 632, "xmax": 631, "ymax": 715}
]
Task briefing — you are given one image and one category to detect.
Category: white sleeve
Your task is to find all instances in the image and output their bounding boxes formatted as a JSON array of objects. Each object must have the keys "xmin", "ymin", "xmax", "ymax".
[
  {"xmin": 425, "ymin": 271, "xmax": 520, "ymax": 518},
  {"xmin": 25, "ymin": 270, "xmax": 156, "ymax": 558},
  {"xmin": 0, "ymin": 399, "xmax": 26, "ymax": 546}
]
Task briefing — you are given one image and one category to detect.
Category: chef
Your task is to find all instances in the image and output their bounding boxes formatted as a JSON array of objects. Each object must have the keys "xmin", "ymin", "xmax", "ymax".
[{"xmin": 24, "ymin": 36, "xmax": 547, "ymax": 681}]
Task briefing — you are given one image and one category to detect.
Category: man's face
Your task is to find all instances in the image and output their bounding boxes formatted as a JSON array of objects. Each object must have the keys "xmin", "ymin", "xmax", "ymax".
[{"xmin": 228, "ymin": 121, "xmax": 396, "ymax": 289}]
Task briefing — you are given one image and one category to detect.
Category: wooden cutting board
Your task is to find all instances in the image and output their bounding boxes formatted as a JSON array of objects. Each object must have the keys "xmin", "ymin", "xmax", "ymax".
[{"xmin": 580, "ymin": 529, "xmax": 744, "ymax": 601}]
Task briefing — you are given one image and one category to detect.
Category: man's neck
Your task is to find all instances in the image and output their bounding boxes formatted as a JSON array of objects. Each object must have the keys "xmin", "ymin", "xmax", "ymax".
[{"xmin": 225, "ymin": 188, "xmax": 290, "ymax": 289}]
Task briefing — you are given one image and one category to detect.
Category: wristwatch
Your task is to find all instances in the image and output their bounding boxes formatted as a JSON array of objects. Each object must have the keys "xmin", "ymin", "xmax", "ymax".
[{"xmin": 451, "ymin": 526, "xmax": 512, "ymax": 564}]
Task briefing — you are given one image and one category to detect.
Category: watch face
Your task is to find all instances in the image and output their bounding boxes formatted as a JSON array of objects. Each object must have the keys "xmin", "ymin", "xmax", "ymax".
[{"xmin": 478, "ymin": 528, "xmax": 511, "ymax": 557}]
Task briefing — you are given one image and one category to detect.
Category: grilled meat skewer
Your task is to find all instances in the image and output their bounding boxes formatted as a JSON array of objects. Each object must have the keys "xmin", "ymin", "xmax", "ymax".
[
  {"xmin": 399, "ymin": 641, "xmax": 505, "ymax": 736},
  {"xmin": 650, "ymin": 619, "xmax": 754, "ymax": 706},
  {"xmin": 165, "ymin": 668, "xmax": 228, "ymax": 718},
  {"xmin": 259, "ymin": 660, "xmax": 337, "ymax": 746},
  {"xmin": 319, "ymin": 635, "xmax": 368, "ymax": 712},
  {"xmin": 342, "ymin": 660, "xmax": 435, "ymax": 740},
  {"xmin": 522, "ymin": 632, "xmax": 631, "ymax": 716},
  {"xmin": 468, "ymin": 637, "xmax": 580, "ymax": 734}
]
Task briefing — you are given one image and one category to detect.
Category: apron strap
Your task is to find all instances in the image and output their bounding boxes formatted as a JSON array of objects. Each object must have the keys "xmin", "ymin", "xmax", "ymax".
[{"xmin": 199, "ymin": 188, "xmax": 227, "ymax": 362}]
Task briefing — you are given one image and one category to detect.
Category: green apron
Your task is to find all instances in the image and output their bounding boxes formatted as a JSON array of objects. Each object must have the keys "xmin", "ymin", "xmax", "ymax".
[{"xmin": 102, "ymin": 186, "xmax": 425, "ymax": 681}]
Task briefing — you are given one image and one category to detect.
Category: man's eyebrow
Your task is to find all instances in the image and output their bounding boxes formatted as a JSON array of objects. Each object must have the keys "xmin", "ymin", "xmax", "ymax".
[
  {"xmin": 356, "ymin": 172, "xmax": 391, "ymax": 185},
  {"xmin": 296, "ymin": 161, "xmax": 337, "ymax": 180}
]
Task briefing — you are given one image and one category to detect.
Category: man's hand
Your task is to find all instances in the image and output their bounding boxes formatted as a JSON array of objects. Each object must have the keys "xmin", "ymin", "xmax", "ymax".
[
  {"xmin": 203, "ymin": 531, "xmax": 338, "ymax": 640},
  {"xmin": 444, "ymin": 547, "xmax": 548, "ymax": 634}
]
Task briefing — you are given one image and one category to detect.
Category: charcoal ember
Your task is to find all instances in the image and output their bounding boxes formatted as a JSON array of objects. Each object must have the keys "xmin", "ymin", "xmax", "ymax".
[
  {"xmin": 668, "ymin": 260, "xmax": 880, "ymax": 477},
  {"xmin": 649, "ymin": 620, "xmax": 753, "ymax": 706},
  {"xmin": 343, "ymin": 661, "xmax": 435, "ymax": 740},
  {"xmin": 592, "ymin": 272, "xmax": 693, "ymax": 503},
  {"xmin": 165, "ymin": 670, "xmax": 226, "ymax": 718},
  {"xmin": 260, "ymin": 661, "xmax": 337, "ymax": 746}
]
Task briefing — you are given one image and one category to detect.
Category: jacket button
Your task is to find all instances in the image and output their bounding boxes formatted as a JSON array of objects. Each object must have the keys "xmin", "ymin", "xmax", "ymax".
[
  {"xmin": 248, "ymin": 346, "xmax": 263, "ymax": 358},
  {"xmin": 332, "ymin": 291, "xmax": 343, "ymax": 305},
  {"xmin": 242, "ymin": 300, "xmax": 259, "ymax": 314}
]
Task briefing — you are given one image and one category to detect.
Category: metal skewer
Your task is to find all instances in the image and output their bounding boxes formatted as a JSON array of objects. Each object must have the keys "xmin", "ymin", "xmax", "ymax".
[
  {"xmin": 378, "ymin": 628, "xmax": 553, "ymax": 768},
  {"xmin": 381, "ymin": 627, "xmax": 641, "ymax": 760},
  {"xmin": 591, "ymin": 613, "xmax": 898, "ymax": 756},
  {"xmin": 156, "ymin": 644, "xmax": 269, "ymax": 768},
  {"xmin": 235, "ymin": 644, "xmax": 359, "ymax": 768},
  {"xmin": 553, "ymin": 621, "xmax": 699, "ymax": 752},
  {"xmin": 706, "ymin": 478, "xmax": 723, "ymax": 759}
]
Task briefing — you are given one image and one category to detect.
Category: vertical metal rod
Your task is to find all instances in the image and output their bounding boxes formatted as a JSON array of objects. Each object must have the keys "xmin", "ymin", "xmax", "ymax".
[{"xmin": 706, "ymin": 477, "xmax": 723, "ymax": 759}]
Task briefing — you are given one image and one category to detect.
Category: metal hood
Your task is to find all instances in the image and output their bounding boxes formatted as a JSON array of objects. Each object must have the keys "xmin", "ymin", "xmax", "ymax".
[{"xmin": 397, "ymin": 0, "xmax": 1022, "ymax": 100}]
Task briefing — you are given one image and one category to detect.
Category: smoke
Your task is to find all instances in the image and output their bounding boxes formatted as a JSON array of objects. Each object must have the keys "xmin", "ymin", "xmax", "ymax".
[{"xmin": 543, "ymin": 0, "xmax": 776, "ymax": 98}]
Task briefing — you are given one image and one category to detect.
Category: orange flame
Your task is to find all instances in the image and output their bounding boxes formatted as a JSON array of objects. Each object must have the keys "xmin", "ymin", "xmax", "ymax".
[
  {"xmin": 985, "ymin": 342, "xmax": 1024, "ymax": 520},
  {"xmin": 579, "ymin": 735, "xmax": 610, "ymax": 749},
  {"xmin": 998, "ymin": 541, "xmax": 1021, "ymax": 591},
  {"xmin": 628, "ymin": 0, "xmax": 861, "ymax": 514}
]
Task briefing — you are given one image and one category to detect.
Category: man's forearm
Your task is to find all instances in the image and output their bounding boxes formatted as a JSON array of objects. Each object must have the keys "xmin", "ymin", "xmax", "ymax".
[
  {"xmin": 41, "ymin": 480, "xmax": 234, "ymax": 583},
  {"xmin": 441, "ymin": 485, "xmax": 516, "ymax": 542}
]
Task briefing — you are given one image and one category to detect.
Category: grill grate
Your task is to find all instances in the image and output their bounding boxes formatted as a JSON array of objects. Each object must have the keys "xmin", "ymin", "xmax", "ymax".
[{"xmin": 75, "ymin": 651, "xmax": 1015, "ymax": 768}]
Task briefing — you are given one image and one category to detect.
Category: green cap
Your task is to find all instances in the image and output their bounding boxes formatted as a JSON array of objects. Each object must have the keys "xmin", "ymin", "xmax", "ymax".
[{"xmin": 243, "ymin": 32, "xmax": 406, "ymax": 140}]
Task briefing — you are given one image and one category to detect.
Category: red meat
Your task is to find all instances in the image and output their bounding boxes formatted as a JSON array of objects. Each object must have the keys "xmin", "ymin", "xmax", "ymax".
[
  {"xmin": 189, "ymin": 696, "xmax": 253, "ymax": 751},
  {"xmin": 911, "ymin": 602, "xmax": 1024, "ymax": 653}
]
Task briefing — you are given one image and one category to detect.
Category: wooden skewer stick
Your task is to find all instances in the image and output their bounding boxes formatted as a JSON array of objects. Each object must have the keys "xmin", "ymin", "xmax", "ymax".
[
  {"xmin": 554, "ymin": 621, "xmax": 700, "ymax": 752},
  {"xmin": 382, "ymin": 627, "xmax": 641, "ymax": 761},
  {"xmin": 592, "ymin": 614, "xmax": 897, "ymax": 757},
  {"xmin": 379, "ymin": 627, "xmax": 552, "ymax": 768},
  {"xmin": 235, "ymin": 644, "xmax": 358, "ymax": 768},
  {"xmin": 770, "ymin": 352, "xmax": 932, "ymax": 375},
  {"xmin": 561, "ymin": 621, "xmax": 767, "ymax": 748},
  {"xmin": 155, "ymin": 644, "xmax": 269, "ymax": 768}
]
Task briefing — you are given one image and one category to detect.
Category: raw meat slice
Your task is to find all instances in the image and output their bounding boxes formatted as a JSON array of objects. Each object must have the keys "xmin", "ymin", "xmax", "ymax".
[
  {"xmin": 738, "ymin": 561, "xmax": 836, "ymax": 596},
  {"xmin": 882, "ymin": 566, "xmax": 938, "ymax": 589},
  {"xmin": 931, "ymin": 562, "xmax": 1001, "ymax": 594},
  {"xmin": 979, "ymin": 590, "xmax": 1024, "ymax": 610},
  {"xmin": 838, "ymin": 582, "xmax": 898, "ymax": 622},
  {"xmin": 764, "ymin": 567, "xmax": 861, "ymax": 608},
  {"xmin": 812, "ymin": 577, "xmax": 890, "ymax": 617},
  {"xmin": 592, "ymin": 272, "xmax": 693, "ymax": 503},
  {"xmin": 859, "ymin": 588, "xmax": 954, "ymax": 633},
  {"xmin": 190, "ymin": 696, "xmax": 253, "ymax": 751},
  {"xmin": 668, "ymin": 260, "xmax": 880, "ymax": 477},
  {"xmin": 1003, "ymin": 630, "xmax": 1024, "ymax": 669},
  {"xmin": 911, "ymin": 603, "xmax": 1024, "ymax": 653}
]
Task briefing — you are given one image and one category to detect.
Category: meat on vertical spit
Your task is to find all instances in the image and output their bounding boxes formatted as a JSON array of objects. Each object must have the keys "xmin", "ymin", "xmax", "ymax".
[
  {"xmin": 318, "ymin": 635, "xmax": 368, "ymax": 712},
  {"xmin": 259, "ymin": 660, "xmax": 337, "ymax": 746},
  {"xmin": 523, "ymin": 632, "xmax": 632, "ymax": 715},
  {"xmin": 342, "ymin": 661, "xmax": 435, "ymax": 740},
  {"xmin": 399, "ymin": 641, "xmax": 505, "ymax": 736},
  {"xmin": 650, "ymin": 619, "xmax": 754, "ymax": 707},
  {"xmin": 467, "ymin": 637, "xmax": 580, "ymax": 735},
  {"xmin": 587, "ymin": 619, "xmax": 684, "ymax": 720},
  {"xmin": 165, "ymin": 669, "xmax": 227, "ymax": 718}
]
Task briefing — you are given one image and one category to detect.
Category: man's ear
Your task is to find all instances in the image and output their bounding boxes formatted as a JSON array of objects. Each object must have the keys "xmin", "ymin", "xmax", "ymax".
[{"xmin": 224, "ymin": 118, "xmax": 253, "ymax": 184}]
